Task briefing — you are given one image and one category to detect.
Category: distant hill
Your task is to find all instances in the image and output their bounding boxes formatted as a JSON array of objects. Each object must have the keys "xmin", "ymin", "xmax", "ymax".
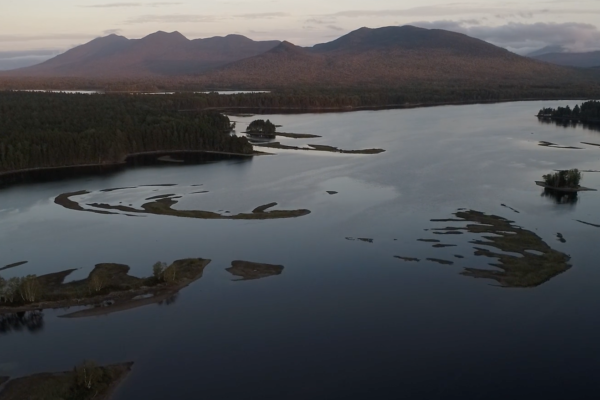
[
  {"xmin": 1, "ymin": 26, "xmax": 594, "ymax": 91},
  {"xmin": 531, "ymin": 51, "xmax": 600, "ymax": 68},
  {"xmin": 198, "ymin": 26, "xmax": 584, "ymax": 89},
  {"xmin": 527, "ymin": 46, "xmax": 565, "ymax": 58},
  {"xmin": 2, "ymin": 32, "xmax": 280, "ymax": 77}
]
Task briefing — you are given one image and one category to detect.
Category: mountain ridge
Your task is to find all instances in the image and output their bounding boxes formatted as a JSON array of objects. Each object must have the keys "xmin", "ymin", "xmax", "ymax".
[
  {"xmin": 1, "ymin": 26, "xmax": 594, "ymax": 90},
  {"xmin": 3, "ymin": 32, "xmax": 280, "ymax": 77}
]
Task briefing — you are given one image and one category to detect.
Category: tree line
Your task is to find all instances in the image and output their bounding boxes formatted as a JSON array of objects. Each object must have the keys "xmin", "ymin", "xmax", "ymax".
[
  {"xmin": 0, "ymin": 91, "xmax": 253, "ymax": 174},
  {"xmin": 538, "ymin": 100, "xmax": 600, "ymax": 122}
]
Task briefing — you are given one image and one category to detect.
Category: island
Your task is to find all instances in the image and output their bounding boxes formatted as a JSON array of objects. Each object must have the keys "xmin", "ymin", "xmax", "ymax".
[
  {"xmin": 0, "ymin": 259, "xmax": 210, "ymax": 317},
  {"xmin": 0, "ymin": 361, "xmax": 132, "ymax": 400},
  {"xmin": 54, "ymin": 190, "xmax": 311, "ymax": 220},
  {"xmin": 226, "ymin": 260, "xmax": 284, "ymax": 281},
  {"xmin": 245, "ymin": 119, "xmax": 277, "ymax": 138},
  {"xmin": 535, "ymin": 169, "xmax": 597, "ymax": 192}
]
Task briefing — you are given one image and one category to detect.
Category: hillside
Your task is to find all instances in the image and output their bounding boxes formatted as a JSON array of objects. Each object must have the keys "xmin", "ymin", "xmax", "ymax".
[
  {"xmin": 3, "ymin": 32, "xmax": 280, "ymax": 77},
  {"xmin": 198, "ymin": 26, "xmax": 587, "ymax": 89},
  {"xmin": 532, "ymin": 51, "xmax": 600, "ymax": 68}
]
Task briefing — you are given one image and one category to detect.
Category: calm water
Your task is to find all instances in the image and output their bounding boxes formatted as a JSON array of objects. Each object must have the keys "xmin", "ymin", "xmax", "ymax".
[{"xmin": 1, "ymin": 101, "xmax": 600, "ymax": 399}]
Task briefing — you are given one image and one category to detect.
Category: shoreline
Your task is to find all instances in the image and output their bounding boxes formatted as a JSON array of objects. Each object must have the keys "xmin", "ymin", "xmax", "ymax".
[
  {"xmin": 195, "ymin": 96, "xmax": 594, "ymax": 114},
  {"xmin": 0, "ymin": 149, "xmax": 256, "ymax": 187},
  {"xmin": 0, "ymin": 259, "xmax": 211, "ymax": 317}
]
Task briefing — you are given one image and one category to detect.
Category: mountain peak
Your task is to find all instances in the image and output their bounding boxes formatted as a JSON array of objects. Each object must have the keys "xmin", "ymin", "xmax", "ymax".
[
  {"xmin": 269, "ymin": 41, "xmax": 305, "ymax": 54},
  {"xmin": 141, "ymin": 31, "xmax": 189, "ymax": 43},
  {"xmin": 312, "ymin": 25, "xmax": 505, "ymax": 56}
]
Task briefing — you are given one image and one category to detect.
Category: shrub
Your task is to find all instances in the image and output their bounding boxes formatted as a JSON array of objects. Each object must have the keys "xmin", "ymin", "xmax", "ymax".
[
  {"xmin": 163, "ymin": 265, "xmax": 178, "ymax": 284},
  {"xmin": 73, "ymin": 360, "xmax": 103, "ymax": 391},
  {"xmin": 543, "ymin": 169, "xmax": 581, "ymax": 188},
  {"xmin": 88, "ymin": 274, "xmax": 107, "ymax": 294},
  {"xmin": 0, "ymin": 275, "xmax": 5, "ymax": 303},
  {"xmin": 3, "ymin": 278, "xmax": 20, "ymax": 303},
  {"xmin": 152, "ymin": 262, "xmax": 167, "ymax": 282},
  {"xmin": 19, "ymin": 275, "xmax": 42, "ymax": 303}
]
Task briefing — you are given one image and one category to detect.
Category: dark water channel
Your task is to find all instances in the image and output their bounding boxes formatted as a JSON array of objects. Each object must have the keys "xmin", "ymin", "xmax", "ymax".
[{"xmin": 1, "ymin": 101, "xmax": 600, "ymax": 399}]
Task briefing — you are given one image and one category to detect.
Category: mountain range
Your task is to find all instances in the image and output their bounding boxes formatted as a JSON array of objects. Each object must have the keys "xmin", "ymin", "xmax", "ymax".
[
  {"xmin": 5, "ymin": 32, "xmax": 280, "ymax": 77},
  {"xmin": 1, "ymin": 26, "xmax": 595, "ymax": 89}
]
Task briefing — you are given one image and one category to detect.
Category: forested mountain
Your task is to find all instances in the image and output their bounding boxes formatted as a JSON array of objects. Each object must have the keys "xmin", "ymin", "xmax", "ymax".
[
  {"xmin": 1, "ymin": 26, "xmax": 598, "ymax": 97},
  {"xmin": 198, "ymin": 26, "xmax": 591, "ymax": 89},
  {"xmin": 531, "ymin": 51, "xmax": 600, "ymax": 68},
  {"xmin": 1, "ymin": 32, "xmax": 280, "ymax": 77},
  {"xmin": 0, "ymin": 92, "xmax": 252, "ymax": 174}
]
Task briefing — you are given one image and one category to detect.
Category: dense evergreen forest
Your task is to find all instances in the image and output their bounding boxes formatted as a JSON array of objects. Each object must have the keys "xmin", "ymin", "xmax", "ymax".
[
  {"xmin": 538, "ymin": 100, "xmax": 600, "ymax": 122},
  {"xmin": 0, "ymin": 92, "xmax": 252, "ymax": 174}
]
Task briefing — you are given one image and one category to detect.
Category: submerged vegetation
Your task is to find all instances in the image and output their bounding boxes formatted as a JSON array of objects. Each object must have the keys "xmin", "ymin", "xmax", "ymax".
[
  {"xmin": 432, "ymin": 210, "xmax": 572, "ymax": 287},
  {"xmin": 54, "ymin": 189, "xmax": 311, "ymax": 220},
  {"xmin": 254, "ymin": 142, "xmax": 385, "ymax": 154},
  {"xmin": 0, "ymin": 360, "xmax": 132, "ymax": 400},
  {"xmin": 0, "ymin": 259, "xmax": 210, "ymax": 316}
]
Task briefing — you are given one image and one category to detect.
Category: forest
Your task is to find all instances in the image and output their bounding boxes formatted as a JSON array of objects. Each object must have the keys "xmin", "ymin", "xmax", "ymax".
[
  {"xmin": 0, "ymin": 91, "xmax": 253, "ymax": 174},
  {"xmin": 538, "ymin": 100, "xmax": 600, "ymax": 122}
]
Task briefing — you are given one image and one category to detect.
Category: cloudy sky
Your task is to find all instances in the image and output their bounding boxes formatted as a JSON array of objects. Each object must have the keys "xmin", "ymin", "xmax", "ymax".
[{"xmin": 1, "ymin": 0, "xmax": 600, "ymax": 69}]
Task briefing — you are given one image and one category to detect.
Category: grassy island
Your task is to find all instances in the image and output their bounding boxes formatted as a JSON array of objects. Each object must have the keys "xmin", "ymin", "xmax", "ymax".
[
  {"xmin": 0, "ymin": 361, "xmax": 132, "ymax": 400},
  {"xmin": 436, "ymin": 210, "xmax": 572, "ymax": 287},
  {"xmin": 54, "ymin": 190, "xmax": 311, "ymax": 220},
  {"xmin": 0, "ymin": 259, "xmax": 210, "ymax": 317},
  {"xmin": 226, "ymin": 261, "xmax": 284, "ymax": 281},
  {"xmin": 255, "ymin": 142, "xmax": 385, "ymax": 154}
]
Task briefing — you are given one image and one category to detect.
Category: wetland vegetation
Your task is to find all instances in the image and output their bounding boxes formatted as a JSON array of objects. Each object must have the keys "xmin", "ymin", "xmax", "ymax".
[
  {"xmin": 226, "ymin": 261, "xmax": 284, "ymax": 281},
  {"xmin": 255, "ymin": 142, "xmax": 385, "ymax": 154},
  {"xmin": 54, "ymin": 188, "xmax": 311, "ymax": 220},
  {"xmin": 0, "ymin": 361, "xmax": 132, "ymax": 400},
  {"xmin": 434, "ymin": 210, "xmax": 572, "ymax": 287},
  {"xmin": 0, "ymin": 259, "xmax": 210, "ymax": 316}
]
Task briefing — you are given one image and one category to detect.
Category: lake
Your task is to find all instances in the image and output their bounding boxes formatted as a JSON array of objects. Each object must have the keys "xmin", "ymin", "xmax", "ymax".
[{"xmin": 1, "ymin": 101, "xmax": 599, "ymax": 399}]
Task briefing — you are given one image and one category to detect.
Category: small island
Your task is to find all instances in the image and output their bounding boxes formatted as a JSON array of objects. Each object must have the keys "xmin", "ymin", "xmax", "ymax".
[
  {"xmin": 535, "ymin": 169, "xmax": 597, "ymax": 192},
  {"xmin": 226, "ymin": 260, "xmax": 284, "ymax": 281},
  {"xmin": 246, "ymin": 119, "xmax": 277, "ymax": 138},
  {"xmin": 0, "ymin": 259, "xmax": 210, "ymax": 317},
  {"xmin": 0, "ymin": 361, "xmax": 132, "ymax": 400}
]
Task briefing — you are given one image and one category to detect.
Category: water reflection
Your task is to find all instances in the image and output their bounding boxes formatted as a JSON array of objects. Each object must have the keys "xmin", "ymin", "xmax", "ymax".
[
  {"xmin": 0, "ymin": 311, "xmax": 44, "ymax": 335},
  {"xmin": 541, "ymin": 189, "xmax": 579, "ymax": 205},
  {"xmin": 537, "ymin": 117, "xmax": 600, "ymax": 133}
]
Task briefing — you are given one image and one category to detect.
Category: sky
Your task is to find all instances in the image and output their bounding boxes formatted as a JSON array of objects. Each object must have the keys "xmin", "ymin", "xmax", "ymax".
[{"xmin": 1, "ymin": 0, "xmax": 600, "ymax": 69}]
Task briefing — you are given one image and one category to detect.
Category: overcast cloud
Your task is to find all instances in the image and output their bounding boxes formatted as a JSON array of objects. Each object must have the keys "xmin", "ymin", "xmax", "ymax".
[{"xmin": 411, "ymin": 21, "xmax": 600, "ymax": 54}]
